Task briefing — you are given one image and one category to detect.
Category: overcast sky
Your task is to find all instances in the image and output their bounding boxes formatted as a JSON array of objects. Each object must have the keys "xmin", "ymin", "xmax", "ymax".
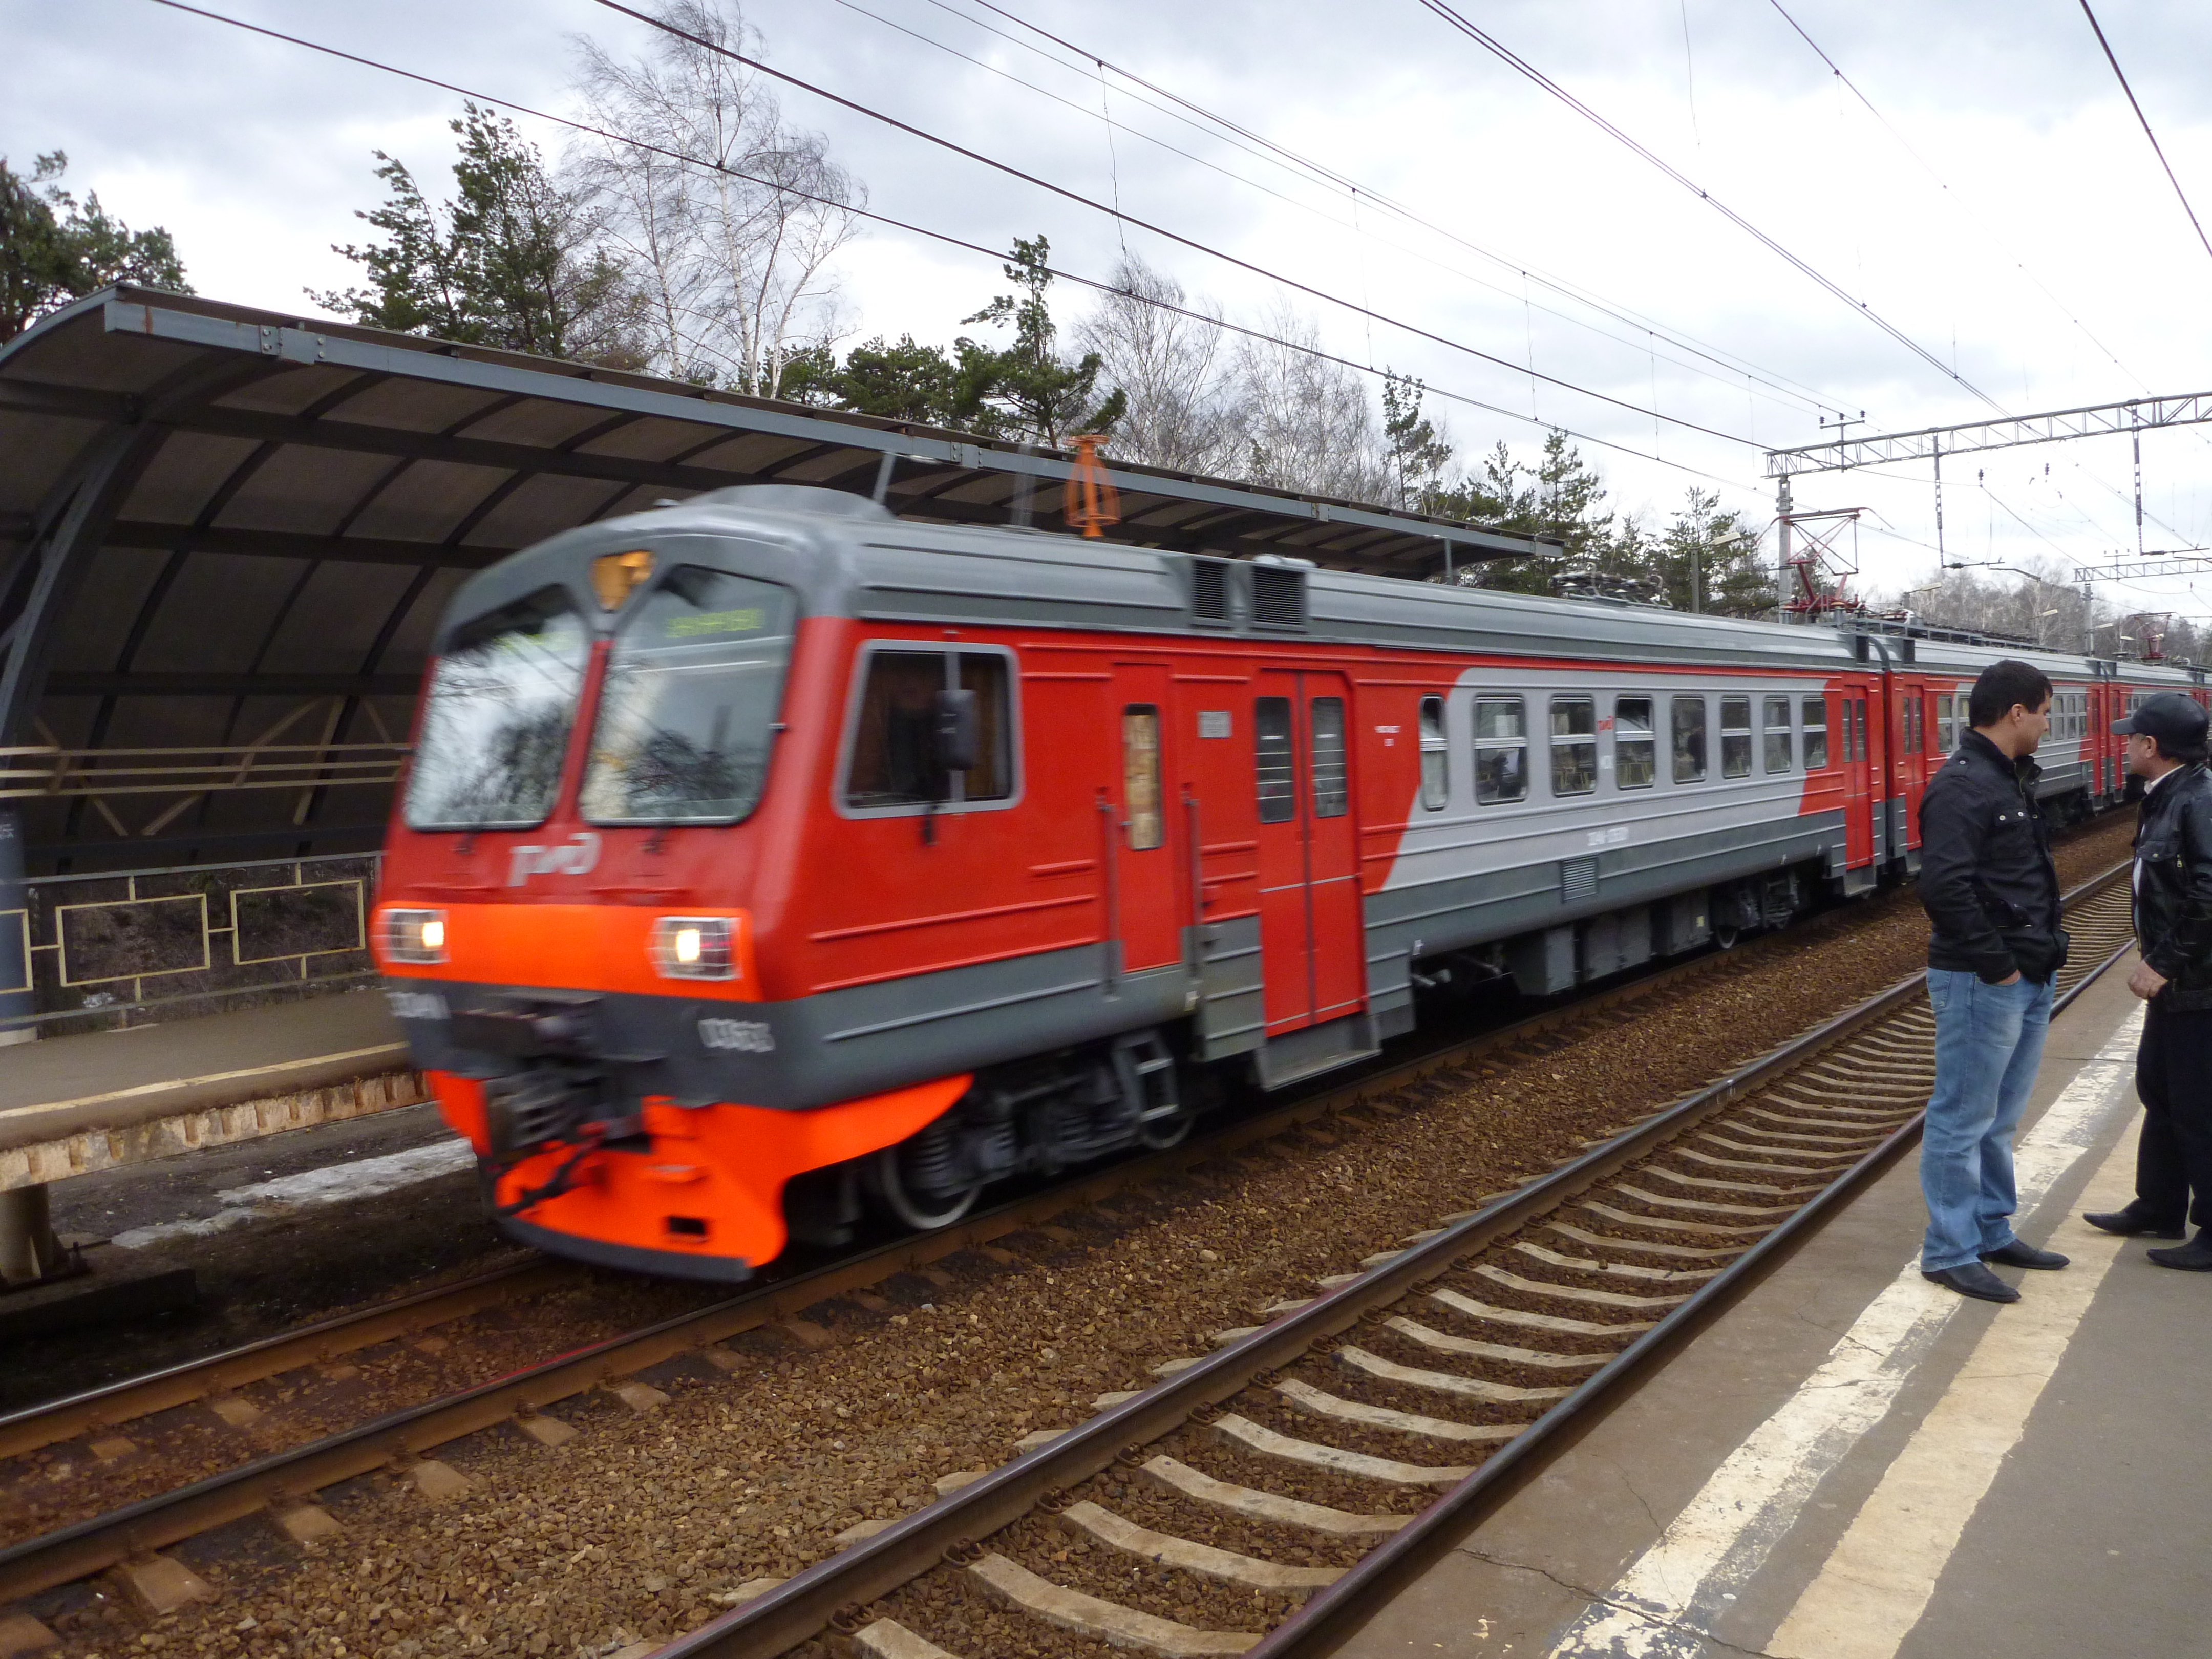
[{"xmin": 8, "ymin": 0, "xmax": 2212, "ymax": 624}]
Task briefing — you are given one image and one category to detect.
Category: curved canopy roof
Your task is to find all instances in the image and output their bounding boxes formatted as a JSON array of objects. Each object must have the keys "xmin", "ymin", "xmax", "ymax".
[{"xmin": 0, "ymin": 288, "xmax": 1547, "ymax": 874}]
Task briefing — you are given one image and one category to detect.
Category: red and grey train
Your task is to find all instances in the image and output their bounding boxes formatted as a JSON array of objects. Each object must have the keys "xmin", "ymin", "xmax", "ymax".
[{"xmin": 369, "ymin": 485, "xmax": 2203, "ymax": 1280}]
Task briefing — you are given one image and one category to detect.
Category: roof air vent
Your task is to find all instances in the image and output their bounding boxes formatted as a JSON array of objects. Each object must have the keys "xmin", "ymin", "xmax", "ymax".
[
  {"xmin": 1249, "ymin": 562, "xmax": 1309, "ymax": 631},
  {"xmin": 1188, "ymin": 557, "xmax": 1233, "ymax": 625}
]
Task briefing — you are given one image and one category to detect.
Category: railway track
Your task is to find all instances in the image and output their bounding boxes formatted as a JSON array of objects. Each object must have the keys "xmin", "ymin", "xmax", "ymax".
[
  {"xmin": 0, "ymin": 858, "xmax": 2135, "ymax": 1652},
  {"xmin": 0, "ymin": 845, "xmax": 1945, "ymax": 1565},
  {"xmin": 662, "ymin": 862, "xmax": 2137, "ymax": 1659}
]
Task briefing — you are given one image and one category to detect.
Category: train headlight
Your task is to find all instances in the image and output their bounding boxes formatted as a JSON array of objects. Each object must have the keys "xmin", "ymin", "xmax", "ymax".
[
  {"xmin": 380, "ymin": 907, "xmax": 450, "ymax": 965},
  {"xmin": 650, "ymin": 916, "xmax": 735, "ymax": 980}
]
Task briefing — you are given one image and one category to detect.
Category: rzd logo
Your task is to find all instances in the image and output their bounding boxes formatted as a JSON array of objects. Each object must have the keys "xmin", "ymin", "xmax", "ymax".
[
  {"xmin": 508, "ymin": 832, "xmax": 601, "ymax": 886},
  {"xmin": 699, "ymin": 1018, "xmax": 775, "ymax": 1053}
]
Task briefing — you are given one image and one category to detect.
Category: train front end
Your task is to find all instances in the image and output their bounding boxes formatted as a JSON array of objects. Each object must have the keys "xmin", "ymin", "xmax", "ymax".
[{"xmin": 369, "ymin": 492, "xmax": 966, "ymax": 1280}]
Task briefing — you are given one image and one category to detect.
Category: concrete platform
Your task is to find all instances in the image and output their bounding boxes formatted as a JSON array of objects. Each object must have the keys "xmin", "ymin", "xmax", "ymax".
[
  {"xmin": 0, "ymin": 989, "xmax": 422, "ymax": 1191},
  {"xmin": 1339, "ymin": 955, "xmax": 2206, "ymax": 1659}
]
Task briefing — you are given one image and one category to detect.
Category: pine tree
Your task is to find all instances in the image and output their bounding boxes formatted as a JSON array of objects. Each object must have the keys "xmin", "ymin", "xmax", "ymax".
[
  {"xmin": 961, "ymin": 236, "xmax": 1125, "ymax": 446},
  {"xmin": 1, "ymin": 151, "xmax": 188, "ymax": 344},
  {"xmin": 313, "ymin": 106, "xmax": 642, "ymax": 365}
]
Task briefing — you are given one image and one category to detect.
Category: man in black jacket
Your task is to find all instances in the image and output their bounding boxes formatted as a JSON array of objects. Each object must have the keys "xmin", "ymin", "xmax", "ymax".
[
  {"xmin": 1916, "ymin": 658, "xmax": 2071, "ymax": 1303},
  {"xmin": 2085, "ymin": 691, "xmax": 2212, "ymax": 1268}
]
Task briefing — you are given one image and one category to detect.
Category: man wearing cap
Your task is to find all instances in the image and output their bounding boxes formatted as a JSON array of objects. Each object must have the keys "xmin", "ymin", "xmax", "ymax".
[
  {"xmin": 2086, "ymin": 691, "xmax": 2212, "ymax": 1268},
  {"xmin": 1916, "ymin": 658, "xmax": 2071, "ymax": 1303}
]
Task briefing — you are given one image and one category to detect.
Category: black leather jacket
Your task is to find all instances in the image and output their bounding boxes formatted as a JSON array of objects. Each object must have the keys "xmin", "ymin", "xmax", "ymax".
[
  {"xmin": 2132, "ymin": 762, "xmax": 2212, "ymax": 1010},
  {"xmin": 1919, "ymin": 730, "xmax": 2065, "ymax": 984}
]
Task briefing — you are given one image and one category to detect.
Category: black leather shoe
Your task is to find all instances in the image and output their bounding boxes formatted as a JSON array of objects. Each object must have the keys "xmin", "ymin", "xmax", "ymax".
[
  {"xmin": 2146, "ymin": 1237, "xmax": 2212, "ymax": 1271},
  {"xmin": 1922, "ymin": 1263, "xmax": 2022, "ymax": 1303},
  {"xmin": 1981, "ymin": 1240, "xmax": 2069, "ymax": 1270},
  {"xmin": 2084, "ymin": 1207, "xmax": 2186, "ymax": 1239}
]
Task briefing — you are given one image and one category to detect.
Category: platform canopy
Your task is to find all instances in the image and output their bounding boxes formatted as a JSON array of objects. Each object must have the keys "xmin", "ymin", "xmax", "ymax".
[{"xmin": 0, "ymin": 287, "xmax": 1548, "ymax": 874}]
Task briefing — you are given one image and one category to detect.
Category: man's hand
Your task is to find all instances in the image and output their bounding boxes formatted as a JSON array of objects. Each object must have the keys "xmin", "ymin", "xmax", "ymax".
[{"xmin": 2129, "ymin": 961, "xmax": 2170, "ymax": 1001}]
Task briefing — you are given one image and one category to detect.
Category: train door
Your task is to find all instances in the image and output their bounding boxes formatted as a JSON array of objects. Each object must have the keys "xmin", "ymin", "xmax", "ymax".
[
  {"xmin": 1897, "ymin": 680, "xmax": 1930, "ymax": 856},
  {"xmin": 1251, "ymin": 669, "xmax": 1365, "ymax": 1038},
  {"xmin": 1840, "ymin": 684, "xmax": 1874, "ymax": 867},
  {"xmin": 1109, "ymin": 664, "xmax": 1183, "ymax": 973}
]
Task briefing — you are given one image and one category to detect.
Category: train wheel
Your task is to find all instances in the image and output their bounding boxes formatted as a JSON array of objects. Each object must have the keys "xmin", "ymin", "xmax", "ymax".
[
  {"xmin": 1135, "ymin": 1103, "xmax": 1194, "ymax": 1150},
  {"xmin": 866, "ymin": 1122, "xmax": 980, "ymax": 1231}
]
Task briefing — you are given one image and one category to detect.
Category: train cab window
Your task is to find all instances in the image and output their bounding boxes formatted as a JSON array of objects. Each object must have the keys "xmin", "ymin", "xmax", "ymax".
[
  {"xmin": 1615, "ymin": 696, "xmax": 1657, "ymax": 789},
  {"xmin": 1418, "ymin": 695, "xmax": 1449, "ymax": 810},
  {"xmin": 583, "ymin": 569, "xmax": 798, "ymax": 825},
  {"xmin": 1763, "ymin": 695, "xmax": 1793, "ymax": 773},
  {"xmin": 1123, "ymin": 706, "xmax": 1163, "ymax": 849},
  {"xmin": 1550, "ymin": 697, "xmax": 1598, "ymax": 796},
  {"xmin": 843, "ymin": 646, "xmax": 1017, "ymax": 811},
  {"xmin": 1311, "ymin": 697, "xmax": 1350, "ymax": 818},
  {"xmin": 1672, "ymin": 696, "xmax": 1708, "ymax": 783},
  {"xmin": 407, "ymin": 587, "xmax": 590, "ymax": 831},
  {"xmin": 1936, "ymin": 695, "xmax": 1954, "ymax": 753},
  {"xmin": 1802, "ymin": 696, "xmax": 1829, "ymax": 768},
  {"xmin": 1254, "ymin": 697, "xmax": 1296, "ymax": 823},
  {"xmin": 1474, "ymin": 697, "xmax": 1528, "ymax": 804},
  {"xmin": 1719, "ymin": 696, "xmax": 1752, "ymax": 778}
]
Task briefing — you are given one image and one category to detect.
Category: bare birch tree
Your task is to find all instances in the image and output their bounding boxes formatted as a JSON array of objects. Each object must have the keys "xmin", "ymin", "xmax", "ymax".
[
  {"xmin": 1073, "ymin": 255, "xmax": 1235, "ymax": 474},
  {"xmin": 570, "ymin": 1, "xmax": 861, "ymax": 395},
  {"xmin": 1225, "ymin": 301, "xmax": 1389, "ymax": 503}
]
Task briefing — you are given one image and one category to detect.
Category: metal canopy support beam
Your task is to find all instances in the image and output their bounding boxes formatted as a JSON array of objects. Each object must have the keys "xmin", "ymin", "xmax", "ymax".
[
  {"xmin": 44, "ymin": 671, "xmax": 418, "ymax": 698},
  {"xmin": 1766, "ymin": 389, "xmax": 2212, "ymax": 477},
  {"xmin": 105, "ymin": 299, "xmax": 1547, "ymax": 563}
]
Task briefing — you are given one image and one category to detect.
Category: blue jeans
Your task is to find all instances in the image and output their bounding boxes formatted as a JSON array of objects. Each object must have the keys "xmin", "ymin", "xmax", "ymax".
[{"xmin": 1920, "ymin": 969, "xmax": 2053, "ymax": 1271}]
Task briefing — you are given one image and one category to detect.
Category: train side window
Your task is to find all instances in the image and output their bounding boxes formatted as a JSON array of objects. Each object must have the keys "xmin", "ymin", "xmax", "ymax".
[
  {"xmin": 958, "ymin": 653, "xmax": 1014, "ymax": 800},
  {"xmin": 1802, "ymin": 696, "xmax": 1829, "ymax": 768},
  {"xmin": 1902, "ymin": 697, "xmax": 1919, "ymax": 755},
  {"xmin": 1474, "ymin": 697, "xmax": 1528, "ymax": 804},
  {"xmin": 1254, "ymin": 697, "xmax": 1296, "ymax": 823},
  {"xmin": 1310, "ymin": 697, "xmax": 1349, "ymax": 817},
  {"xmin": 1719, "ymin": 696, "xmax": 1752, "ymax": 778},
  {"xmin": 1936, "ymin": 694, "xmax": 1954, "ymax": 753},
  {"xmin": 1672, "ymin": 696, "xmax": 1708, "ymax": 783},
  {"xmin": 1855, "ymin": 698, "xmax": 1869, "ymax": 761},
  {"xmin": 1763, "ymin": 695, "xmax": 1793, "ymax": 773},
  {"xmin": 1840, "ymin": 700, "xmax": 1856, "ymax": 763},
  {"xmin": 1123, "ymin": 706, "xmax": 1163, "ymax": 849},
  {"xmin": 1418, "ymin": 695, "xmax": 1449, "ymax": 810},
  {"xmin": 1550, "ymin": 696, "xmax": 1598, "ymax": 796},
  {"xmin": 1615, "ymin": 696, "xmax": 1656, "ymax": 789},
  {"xmin": 844, "ymin": 646, "xmax": 1018, "ymax": 811}
]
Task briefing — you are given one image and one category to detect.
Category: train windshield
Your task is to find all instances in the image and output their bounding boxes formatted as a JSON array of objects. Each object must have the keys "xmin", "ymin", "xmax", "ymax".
[
  {"xmin": 581, "ymin": 567, "xmax": 797, "ymax": 824},
  {"xmin": 405, "ymin": 588, "xmax": 591, "ymax": 831}
]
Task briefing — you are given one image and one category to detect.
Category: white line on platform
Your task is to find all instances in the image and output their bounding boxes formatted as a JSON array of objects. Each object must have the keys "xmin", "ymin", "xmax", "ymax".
[
  {"xmin": 1764, "ymin": 1123, "xmax": 2141, "ymax": 1658},
  {"xmin": 109, "ymin": 1137, "xmax": 476, "ymax": 1249},
  {"xmin": 1541, "ymin": 1004, "xmax": 2144, "ymax": 1659}
]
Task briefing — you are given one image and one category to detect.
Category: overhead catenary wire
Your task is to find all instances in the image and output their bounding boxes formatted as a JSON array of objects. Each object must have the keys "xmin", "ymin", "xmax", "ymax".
[
  {"xmin": 932, "ymin": 0, "xmax": 1849, "ymax": 414},
  {"xmin": 825, "ymin": 0, "xmax": 1836, "ymax": 422},
  {"xmin": 2076, "ymin": 0, "xmax": 2212, "ymax": 272},
  {"xmin": 585, "ymin": 0, "xmax": 1762, "ymax": 452},
  {"xmin": 1415, "ymin": 0, "xmax": 2006, "ymax": 413},
  {"xmin": 143, "ymin": 0, "xmax": 1754, "ymax": 492},
  {"xmin": 1765, "ymin": 0, "xmax": 2152, "ymax": 398}
]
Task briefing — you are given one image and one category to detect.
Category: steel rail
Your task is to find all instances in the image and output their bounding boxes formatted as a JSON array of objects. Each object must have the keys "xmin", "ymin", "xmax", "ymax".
[
  {"xmin": 1244, "ymin": 880, "xmax": 2138, "ymax": 1657},
  {"xmin": 655, "ymin": 864, "xmax": 2134, "ymax": 1659},
  {"xmin": 0, "ymin": 861, "xmax": 2131, "ymax": 1612},
  {"xmin": 0, "ymin": 868, "xmax": 1839, "ymax": 1470}
]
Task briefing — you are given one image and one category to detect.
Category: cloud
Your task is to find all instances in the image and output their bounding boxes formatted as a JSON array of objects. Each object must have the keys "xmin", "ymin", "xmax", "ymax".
[{"xmin": 7, "ymin": 0, "xmax": 2211, "ymax": 599}]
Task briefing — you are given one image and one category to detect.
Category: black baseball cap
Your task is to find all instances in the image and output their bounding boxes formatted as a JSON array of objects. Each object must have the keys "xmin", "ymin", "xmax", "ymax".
[{"xmin": 2111, "ymin": 690, "xmax": 2211, "ymax": 749}]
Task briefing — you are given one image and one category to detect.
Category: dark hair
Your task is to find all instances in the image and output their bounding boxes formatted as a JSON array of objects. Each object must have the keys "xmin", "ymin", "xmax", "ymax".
[
  {"xmin": 1968, "ymin": 660, "xmax": 2053, "ymax": 728},
  {"xmin": 2156, "ymin": 734, "xmax": 2211, "ymax": 765}
]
